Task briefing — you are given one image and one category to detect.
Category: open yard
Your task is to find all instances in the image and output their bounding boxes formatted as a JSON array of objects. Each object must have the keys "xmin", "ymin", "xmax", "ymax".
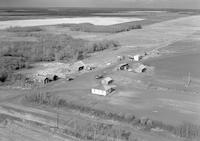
[{"xmin": 31, "ymin": 15, "xmax": 200, "ymax": 125}]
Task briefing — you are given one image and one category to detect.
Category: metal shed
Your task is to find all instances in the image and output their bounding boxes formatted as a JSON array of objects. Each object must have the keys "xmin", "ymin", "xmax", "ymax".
[
  {"xmin": 135, "ymin": 64, "xmax": 147, "ymax": 73},
  {"xmin": 101, "ymin": 77, "xmax": 113, "ymax": 85}
]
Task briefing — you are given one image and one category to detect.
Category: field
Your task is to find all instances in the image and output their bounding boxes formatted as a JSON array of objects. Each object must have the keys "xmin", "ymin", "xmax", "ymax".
[{"xmin": 0, "ymin": 8, "xmax": 200, "ymax": 141}]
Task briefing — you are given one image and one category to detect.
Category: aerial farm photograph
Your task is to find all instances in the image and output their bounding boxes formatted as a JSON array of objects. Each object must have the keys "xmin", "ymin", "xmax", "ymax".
[{"xmin": 0, "ymin": 0, "xmax": 200, "ymax": 141}]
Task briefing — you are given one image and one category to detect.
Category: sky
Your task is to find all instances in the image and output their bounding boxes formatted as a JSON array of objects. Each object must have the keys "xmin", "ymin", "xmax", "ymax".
[{"xmin": 1, "ymin": 0, "xmax": 200, "ymax": 9}]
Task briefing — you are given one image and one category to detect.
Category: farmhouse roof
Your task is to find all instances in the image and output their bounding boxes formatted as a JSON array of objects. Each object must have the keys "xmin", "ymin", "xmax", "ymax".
[{"xmin": 93, "ymin": 84, "xmax": 116, "ymax": 91}]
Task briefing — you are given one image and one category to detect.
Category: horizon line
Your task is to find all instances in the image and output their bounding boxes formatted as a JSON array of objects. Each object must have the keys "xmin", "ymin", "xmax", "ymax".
[{"xmin": 0, "ymin": 7, "xmax": 199, "ymax": 10}]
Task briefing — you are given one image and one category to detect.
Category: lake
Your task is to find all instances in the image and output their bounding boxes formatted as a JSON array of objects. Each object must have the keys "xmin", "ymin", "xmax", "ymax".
[{"xmin": 0, "ymin": 17, "xmax": 144, "ymax": 29}]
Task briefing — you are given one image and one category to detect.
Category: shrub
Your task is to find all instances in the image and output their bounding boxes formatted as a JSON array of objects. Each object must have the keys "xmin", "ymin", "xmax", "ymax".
[
  {"xmin": 131, "ymin": 118, "xmax": 141, "ymax": 126},
  {"xmin": 0, "ymin": 69, "xmax": 8, "ymax": 82},
  {"xmin": 140, "ymin": 117, "xmax": 149, "ymax": 125},
  {"xmin": 146, "ymin": 119, "xmax": 153, "ymax": 128},
  {"xmin": 0, "ymin": 56, "xmax": 29, "ymax": 83},
  {"xmin": 124, "ymin": 113, "xmax": 135, "ymax": 122},
  {"xmin": 0, "ymin": 56, "xmax": 28, "ymax": 70}
]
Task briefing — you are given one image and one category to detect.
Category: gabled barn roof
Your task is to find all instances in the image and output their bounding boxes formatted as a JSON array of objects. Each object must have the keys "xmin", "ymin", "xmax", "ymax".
[
  {"xmin": 71, "ymin": 61, "xmax": 86, "ymax": 71},
  {"xmin": 101, "ymin": 77, "xmax": 113, "ymax": 85}
]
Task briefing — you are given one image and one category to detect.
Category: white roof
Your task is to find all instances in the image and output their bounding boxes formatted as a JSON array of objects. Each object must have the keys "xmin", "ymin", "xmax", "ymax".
[
  {"xmin": 134, "ymin": 54, "xmax": 142, "ymax": 56},
  {"xmin": 92, "ymin": 84, "xmax": 115, "ymax": 91}
]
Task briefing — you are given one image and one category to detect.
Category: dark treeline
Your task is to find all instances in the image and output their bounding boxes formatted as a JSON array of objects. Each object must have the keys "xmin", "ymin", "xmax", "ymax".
[
  {"xmin": 61, "ymin": 22, "xmax": 142, "ymax": 33},
  {"xmin": 25, "ymin": 91, "xmax": 200, "ymax": 139},
  {"xmin": 0, "ymin": 34, "xmax": 118, "ymax": 63},
  {"xmin": 6, "ymin": 26, "xmax": 43, "ymax": 32},
  {"xmin": 3, "ymin": 27, "xmax": 119, "ymax": 62}
]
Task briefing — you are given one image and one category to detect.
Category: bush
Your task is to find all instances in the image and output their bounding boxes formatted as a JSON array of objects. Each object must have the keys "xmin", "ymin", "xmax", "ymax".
[
  {"xmin": 124, "ymin": 113, "xmax": 135, "ymax": 122},
  {"xmin": 0, "ymin": 56, "xmax": 29, "ymax": 83},
  {"xmin": 0, "ymin": 56, "xmax": 28, "ymax": 70},
  {"xmin": 140, "ymin": 117, "xmax": 149, "ymax": 125},
  {"xmin": 146, "ymin": 119, "xmax": 153, "ymax": 128},
  {"xmin": 0, "ymin": 69, "xmax": 8, "ymax": 82},
  {"xmin": 131, "ymin": 118, "xmax": 140, "ymax": 126}
]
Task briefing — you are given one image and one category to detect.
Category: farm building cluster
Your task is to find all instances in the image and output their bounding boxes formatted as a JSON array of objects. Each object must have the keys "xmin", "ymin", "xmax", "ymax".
[
  {"xmin": 116, "ymin": 52, "xmax": 154, "ymax": 73},
  {"xmin": 25, "ymin": 50, "xmax": 154, "ymax": 97},
  {"xmin": 116, "ymin": 62, "xmax": 150, "ymax": 73},
  {"xmin": 32, "ymin": 61, "xmax": 96, "ymax": 84}
]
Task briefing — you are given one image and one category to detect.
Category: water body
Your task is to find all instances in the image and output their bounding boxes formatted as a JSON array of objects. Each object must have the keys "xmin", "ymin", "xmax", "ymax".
[{"xmin": 0, "ymin": 17, "xmax": 144, "ymax": 29}]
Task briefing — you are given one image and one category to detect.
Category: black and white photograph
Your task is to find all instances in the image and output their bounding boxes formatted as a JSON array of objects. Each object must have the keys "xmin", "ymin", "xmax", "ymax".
[{"xmin": 0, "ymin": 0, "xmax": 200, "ymax": 141}]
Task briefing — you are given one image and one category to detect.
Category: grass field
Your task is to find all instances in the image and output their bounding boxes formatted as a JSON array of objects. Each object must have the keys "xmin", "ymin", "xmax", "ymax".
[{"xmin": 30, "ymin": 15, "xmax": 200, "ymax": 126}]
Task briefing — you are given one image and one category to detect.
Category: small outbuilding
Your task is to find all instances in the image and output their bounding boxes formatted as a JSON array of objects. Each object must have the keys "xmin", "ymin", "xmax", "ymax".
[
  {"xmin": 86, "ymin": 64, "xmax": 96, "ymax": 71},
  {"xmin": 117, "ymin": 55, "xmax": 125, "ymax": 61},
  {"xmin": 91, "ymin": 85, "xmax": 115, "ymax": 96},
  {"xmin": 117, "ymin": 63, "xmax": 129, "ymax": 70},
  {"xmin": 128, "ymin": 55, "xmax": 134, "ymax": 61},
  {"xmin": 135, "ymin": 64, "xmax": 147, "ymax": 73},
  {"xmin": 101, "ymin": 77, "xmax": 113, "ymax": 85},
  {"xmin": 133, "ymin": 54, "xmax": 143, "ymax": 61},
  {"xmin": 72, "ymin": 61, "xmax": 86, "ymax": 72}
]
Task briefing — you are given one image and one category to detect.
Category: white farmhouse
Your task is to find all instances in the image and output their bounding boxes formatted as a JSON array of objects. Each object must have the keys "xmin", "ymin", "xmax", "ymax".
[
  {"xmin": 91, "ymin": 85, "xmax": 115, "ymax": 96},
  {"xmin": 133, "ymin": 54, "xmax": 143, "ymax": 61}
]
